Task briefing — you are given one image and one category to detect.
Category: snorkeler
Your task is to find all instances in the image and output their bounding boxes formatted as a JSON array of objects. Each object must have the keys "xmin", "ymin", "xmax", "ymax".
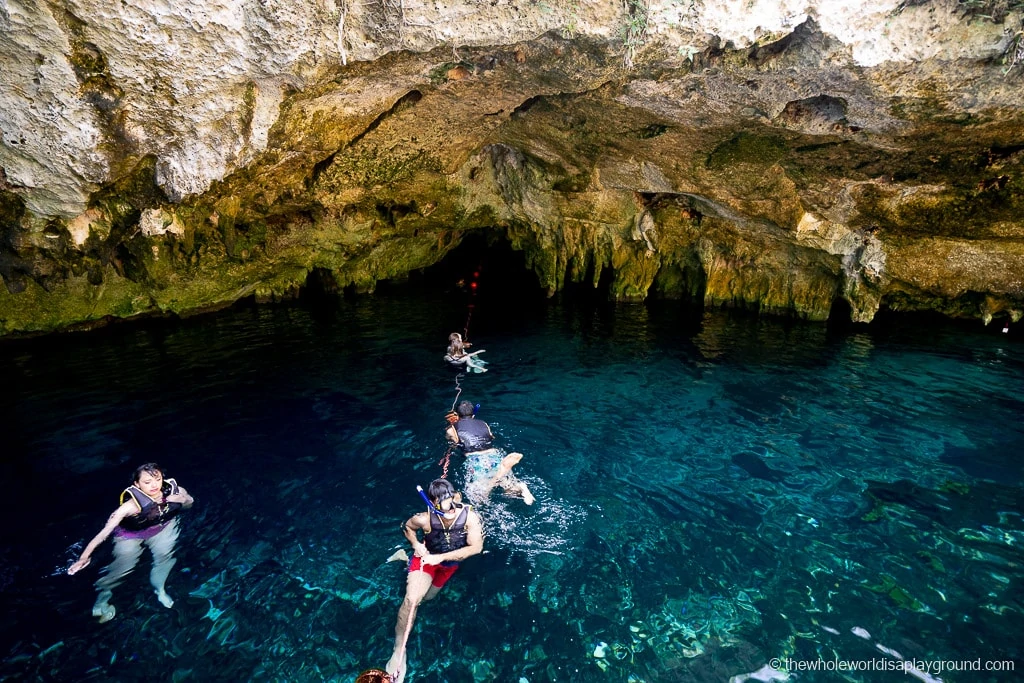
[
  {"xmin": 385, "ymin": 479, "xmax": 483, "ymax": 683},
  {"xmin": 446, "ymin": 400, "xmax": 534, "ymax": 505},
  {"xmin": 68, "ymin": 463, "xmax": 193, "ymax": 622},
  {"xmin": 444, "ymin": 332, "xmax": 487, "ymax": 373}
]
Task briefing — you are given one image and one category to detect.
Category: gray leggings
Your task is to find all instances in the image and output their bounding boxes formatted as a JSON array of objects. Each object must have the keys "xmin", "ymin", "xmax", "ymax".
[{"xmin": 94, "ymin": 519, "xmax": 179, "ymax": 608}]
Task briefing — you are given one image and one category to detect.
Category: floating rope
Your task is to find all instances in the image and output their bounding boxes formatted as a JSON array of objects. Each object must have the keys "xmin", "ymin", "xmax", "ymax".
[
  {"xmin": 438, "ymin": 446, "xmax": 454, "ymax": 479},
  {"xmin": 439, "ymin": 371, "xmax": 466, "ymax": 478},
  {"xmin": 440, "ymin": 265, "xmax": 481, "ymax": 478},
  {"xmin": 450, "ymin": 370, "xmax": 464, "ymax": 412},
  {"xmin": 462, "ymin": 266, "xmax": 481, "ymax": 342}
]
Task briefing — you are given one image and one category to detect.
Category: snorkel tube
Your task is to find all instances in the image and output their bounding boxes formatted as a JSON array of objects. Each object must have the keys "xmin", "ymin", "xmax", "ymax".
[{"xmin": 417, "ymin": 485, "xmax": 441, "ymax": 514}]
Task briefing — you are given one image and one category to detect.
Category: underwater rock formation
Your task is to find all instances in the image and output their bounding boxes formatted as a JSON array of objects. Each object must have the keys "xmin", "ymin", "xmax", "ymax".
[{"xmin": 2, "ymin": 0, "xmax": 1023, "ymax": 335}]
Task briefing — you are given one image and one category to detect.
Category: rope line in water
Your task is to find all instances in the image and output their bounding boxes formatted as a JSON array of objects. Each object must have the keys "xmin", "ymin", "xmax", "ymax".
[
  {"xmin": 440, "ymin": 371, "xmax": 463, "ymax": 479},
  {"xmin": 462, "ymin": 266, "xmax": 481, "ymax": 342},
  {"xmin": 439, "ymin": 265, "xmax": 482, "ymax": 479},
  {"xmin": 438, "ymin": 447, "xmax": 453, "ymax": 479},
  {"xmin": 462, "ymin": 304, "xmax": 474, "ymax": 343},
  {"xmin": 450, "ymin": 371, "xmax": 464, "ymax": 413}
]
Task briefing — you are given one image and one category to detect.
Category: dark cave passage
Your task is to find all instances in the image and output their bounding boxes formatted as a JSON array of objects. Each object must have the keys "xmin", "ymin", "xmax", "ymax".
[{"xmin": 406, "ymin": 231, "xmax": 547, "ymax": 305}]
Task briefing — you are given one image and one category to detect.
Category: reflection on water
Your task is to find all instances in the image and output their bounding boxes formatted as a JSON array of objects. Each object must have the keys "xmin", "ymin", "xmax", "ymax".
[{"xmin": 1, "ymin": 294, "xmax": 1023, "ymax": 682}]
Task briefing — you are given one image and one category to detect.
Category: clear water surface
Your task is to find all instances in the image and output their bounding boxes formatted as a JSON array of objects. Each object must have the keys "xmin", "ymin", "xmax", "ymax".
[{"xmin": 2, "ymin": 279, "xmax": 1022, "ymax": 682}]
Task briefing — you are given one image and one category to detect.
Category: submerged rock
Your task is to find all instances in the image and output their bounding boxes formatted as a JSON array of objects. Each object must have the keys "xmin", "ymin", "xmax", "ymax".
[{"xmin": 731, "ymin": 452, "xmax": 787, "ymax": 483}]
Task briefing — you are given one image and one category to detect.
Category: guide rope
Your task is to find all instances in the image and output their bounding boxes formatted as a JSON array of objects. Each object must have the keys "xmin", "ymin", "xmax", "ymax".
[
  {"xmin": 438, "ymin": 371, "xmax": 465, "ymax": 479},
  {"xmin": 462, "ymin": 266, "xmax": 481, "ymax": 342},
  {"xmin": 439, "ymin": 264, "xmax": 482, "ymax": 479}
]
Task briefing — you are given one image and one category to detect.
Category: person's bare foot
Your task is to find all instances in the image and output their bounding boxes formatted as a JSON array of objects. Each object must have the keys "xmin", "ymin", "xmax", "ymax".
[
  {"xmin": 385, "ymin": 650, "xmax": 406, "ymax": 683},
  {"xmin": 386, "ymin": 549, "xmax": 409, "ymax": 563},
  {"xmin": 156, "ymin": 590, "xmax": 174, "ymax": 608},
  {"xmin": 519, "ymin": 482, "xmax": 535, "ymax": 505},
  {"xmin": 498, "ymin": 452, "xmax": 523, "ymax": 478},
  {"xmin": 92, "ymin": 603, "xmax": 116, "ymax": 623}
]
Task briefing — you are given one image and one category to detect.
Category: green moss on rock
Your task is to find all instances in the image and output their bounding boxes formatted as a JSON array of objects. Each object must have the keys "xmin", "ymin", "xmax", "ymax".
[
  {"xmin": 855, "ymin": 182, "xmax": 1024, "ymax": 238},
  {"xmin": 706, "ymin": 132, "xmax": 787, "ymax": 170},
  {"xmin": 4, "ymin": 36, "xmax": 1024, "ymax": 337}
]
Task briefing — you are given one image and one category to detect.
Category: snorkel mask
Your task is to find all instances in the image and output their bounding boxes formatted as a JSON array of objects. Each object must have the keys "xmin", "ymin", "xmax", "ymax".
[{"xmin": 417, "ymin": 484, "xmax": 462, "ymax": 514}]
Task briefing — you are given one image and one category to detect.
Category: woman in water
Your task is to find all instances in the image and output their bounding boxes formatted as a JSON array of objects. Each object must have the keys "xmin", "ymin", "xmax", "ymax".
[
  {"xmin": 68, "ymin": 463, "xmax": 193, "ymax": 622},
  {"xmin": 444, "ymin": 332, "xmax": 487, "ymax": 373}
]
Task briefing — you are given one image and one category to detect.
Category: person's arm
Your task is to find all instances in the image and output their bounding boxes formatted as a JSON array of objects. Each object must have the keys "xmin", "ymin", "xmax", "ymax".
[
  {"xmin": 67, "ymin": 501, "xmax": 137, "ymax": 575},
  {"xmin": 403, "ymin": 512, "xmax": 430, "ymax": 557},
  {"xmin": 445, "ymin": 425, "xmax": 460, "ymax": 444},
  {"xmin": 167, "ymin": 485, "xmax": 193, "ymax": 508},
  {"xmin": 423, "ymin": 509, "xmax": 484, "ymax": 565}
]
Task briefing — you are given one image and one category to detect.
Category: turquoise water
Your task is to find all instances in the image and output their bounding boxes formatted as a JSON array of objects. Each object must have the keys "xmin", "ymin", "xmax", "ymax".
[{"xmin": 1, "ymin": 286, "xmax": 1022, "ymax": 682}]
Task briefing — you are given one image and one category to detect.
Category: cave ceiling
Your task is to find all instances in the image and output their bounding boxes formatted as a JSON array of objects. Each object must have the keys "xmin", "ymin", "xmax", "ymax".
[{"xmin": 1, "ymin": 0, "xmax": 1023, "ymax": 335}]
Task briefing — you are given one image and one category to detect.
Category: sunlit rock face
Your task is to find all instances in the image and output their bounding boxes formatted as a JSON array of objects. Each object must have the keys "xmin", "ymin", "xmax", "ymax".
[{"xmin": 1, "ymin": 0, "xmax": 1023, "ymax": 335}]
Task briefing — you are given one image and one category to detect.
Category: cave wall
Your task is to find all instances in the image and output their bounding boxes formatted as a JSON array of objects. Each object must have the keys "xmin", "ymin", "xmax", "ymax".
[{"xmin": 2, "ymin": 0, "xmax": 1023, "ymax": 335}]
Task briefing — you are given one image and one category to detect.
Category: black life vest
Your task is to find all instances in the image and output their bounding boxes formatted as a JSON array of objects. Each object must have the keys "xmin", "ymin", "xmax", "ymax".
[
  {"xmin": 424, "ymin": 506, "xmax": 469, "ymax": 555},
  {"xmin": 455, "ymin": 418, "xmax": 492, "ymax": 452},
  {"xmin": 118, "ymin": 478, "xmax": 183, "ymax": 531}
]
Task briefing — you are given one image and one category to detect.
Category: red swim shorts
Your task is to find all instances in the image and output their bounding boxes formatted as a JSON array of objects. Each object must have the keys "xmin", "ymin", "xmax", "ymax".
[{"xmin": 408, "ymin": 555, "xmax": 460, "ymax": 588}]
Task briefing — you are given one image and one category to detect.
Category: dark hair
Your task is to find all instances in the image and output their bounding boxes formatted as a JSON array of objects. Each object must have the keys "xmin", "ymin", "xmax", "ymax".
[
  {"xmin": 428, "ymin": 478, "xmax": 455, "ymax": 503},
  {"xmin": 132, "ymin": 463, "xmax": 164, "ymax": 484},
  {"xmin": 456, "ymin": 400, "xmax": 475, "ymax": 417},
  {"xmin": 355, "ymin": 669, "xmax": 392, "ymax": 683}
]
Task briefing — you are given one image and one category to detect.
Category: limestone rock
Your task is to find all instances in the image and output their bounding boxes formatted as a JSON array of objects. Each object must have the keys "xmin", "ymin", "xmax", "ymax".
[
  {"xmin": 139, "ymin": 208, "xmax": 184, "ymax": 237},
  {"xmin": 2, "ymin": 0, "xmax": 1024, "ymax": 335}
]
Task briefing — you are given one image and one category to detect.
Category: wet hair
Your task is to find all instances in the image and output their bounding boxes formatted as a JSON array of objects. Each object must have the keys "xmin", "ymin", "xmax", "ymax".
[
  {"xmin": 449, "ymin": 332, "xmax": 461, "ymax": 342},
  {"xmin": 428, "ymin": 478, "xmax": 455, "ymax": 503},
  {"xmin": 456, "ymin": 400, "xmax": 475, "ymax": 417},
  {"xmin": 355, "ymin": 669, "xmax": 392, "ymax": 683},
  {"xmin": 132, "ymin": 463, "xmax": 164, "ymax": 484}
]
